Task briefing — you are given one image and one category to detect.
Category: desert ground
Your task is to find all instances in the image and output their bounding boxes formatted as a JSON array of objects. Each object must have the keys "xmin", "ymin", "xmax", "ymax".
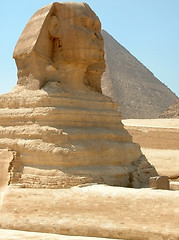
[
  {"xmin": 0, "ymin": 229, "xmax": 121, "ymax": 240},
  {"xmin": 123, "ymin": 119, "xmax": 179, "ymax": 180},
  {"xmin": 0, "ymin": 119, "xmax": 178, "ymax": 240}
]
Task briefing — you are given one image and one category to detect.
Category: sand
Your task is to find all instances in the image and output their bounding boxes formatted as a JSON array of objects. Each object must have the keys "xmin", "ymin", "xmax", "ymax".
[
  {"xmin": 0, "ymin": 229, "xmax": 121, "ymax": 240},
  {"xmin": 122, "ymin": 118, "xmax": 179, "ymax": 128}
]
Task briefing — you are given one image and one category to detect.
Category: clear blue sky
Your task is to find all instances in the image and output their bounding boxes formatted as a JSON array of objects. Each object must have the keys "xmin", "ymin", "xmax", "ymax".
[{"xmin": 0, "ymin": 0, "xmax": 178, "ymax": 96}]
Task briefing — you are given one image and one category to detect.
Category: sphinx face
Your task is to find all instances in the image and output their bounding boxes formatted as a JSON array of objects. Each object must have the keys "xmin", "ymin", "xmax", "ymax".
[
  {"xmin": 51, "ymin": 3, "xmax": 104, "ymax": 65},
  {"xmin": 13, "ymin": 2, "xmax": 105, "ymax": 90}
]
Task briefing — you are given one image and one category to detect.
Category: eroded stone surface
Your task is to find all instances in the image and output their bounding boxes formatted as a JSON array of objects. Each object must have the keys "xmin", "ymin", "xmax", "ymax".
[
  {"xmin": 0, "ymin": 150, "xmax": 13, "ymax": 190},
  {"xmin": 0, "ymin": 185, "xmax": 178, "ymax": 240},
  {"xmin": 13, "ymin": 2, "xmax": 105, "ymax": 92},
  {"xmin": 0, "ymin": 2, "xmax": 157, "ymax": 188},
  {"xmin": 0, "ymin": 83, "xmax": 156, "ymax": 188},
  {"xmin": 149, "ymin": 176, "xmax": 170, "ymax": 190}
]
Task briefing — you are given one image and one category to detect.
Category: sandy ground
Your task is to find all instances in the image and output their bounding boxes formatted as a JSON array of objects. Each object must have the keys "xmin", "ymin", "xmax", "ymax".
[
  {"xmin": 123, "ymin": 119, "xmax": 179, "ymax": 180},
  {"xmin": 142, "ymin": 148, "xmax": 179, "ymax": 178},
  {"xmin": 122, "ymin": 118, "xmax": 179, "ymax": 128},
  {"xmin": 122, "ymin": 119, "xmax": 179, "ymax": 150},
  {"xmin": 0, "ymin": 229, "xmax": 121, "ymax": 240}
]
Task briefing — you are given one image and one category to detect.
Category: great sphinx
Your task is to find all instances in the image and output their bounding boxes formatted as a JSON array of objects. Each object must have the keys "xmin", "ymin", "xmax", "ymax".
[{"xmin": 0, "ymin": 2, "xmax": 157, "ymax": 188}]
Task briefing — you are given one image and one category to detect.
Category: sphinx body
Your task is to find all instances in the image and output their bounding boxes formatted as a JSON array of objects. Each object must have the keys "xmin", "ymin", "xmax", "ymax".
[{"xmin": 0, "ymin": 2, "xmax": 157, "ymax": 188}]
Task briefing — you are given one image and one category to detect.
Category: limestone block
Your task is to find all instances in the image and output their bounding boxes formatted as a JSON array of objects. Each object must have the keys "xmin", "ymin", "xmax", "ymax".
[{"xmin": 149, "ymin": 176, "xmax": 169, "ymax": 190}]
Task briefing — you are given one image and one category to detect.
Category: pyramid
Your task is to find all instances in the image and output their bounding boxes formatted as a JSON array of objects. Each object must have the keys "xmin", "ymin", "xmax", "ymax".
[
  {"xmin": 0, "ymin": 2, "xmax": 157, "ymax": 189},
  {"xmin": 159, "ymin": 99, "xmax": 179, "ymax": 118},
  {"xmin": 102, "ymin": 30, "xmax": 178, "ymax": 118}
]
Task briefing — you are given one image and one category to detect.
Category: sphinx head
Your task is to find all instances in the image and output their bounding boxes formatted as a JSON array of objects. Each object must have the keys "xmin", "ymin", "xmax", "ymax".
[
  {"xmin": 13, "ymin": 2, "xmax": 105, "ymax": 91},
  {"xmin": 49, "ymin": 2, "xmax": 104, "ymax": 64}
]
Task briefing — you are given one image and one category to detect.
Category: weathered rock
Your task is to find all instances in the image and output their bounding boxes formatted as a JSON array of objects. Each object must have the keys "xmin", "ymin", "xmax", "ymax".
[
  {"xmin": 13, "ymin": 2, "xmax": 105, "ymax": 92},
  {"xmin": 149, "ymin": 176, "xmax": 170, "ymax": 190},
  {"xmin": 0, "ymin": 186, "xmax": 178, "ymax": 240},
  {"xmin": 0, "ymin": 2, "xmax": 157, "ymax": 189},
  {"xmin": 0, "ymin": 150, "xmax": 12, "ymax": 189}
]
